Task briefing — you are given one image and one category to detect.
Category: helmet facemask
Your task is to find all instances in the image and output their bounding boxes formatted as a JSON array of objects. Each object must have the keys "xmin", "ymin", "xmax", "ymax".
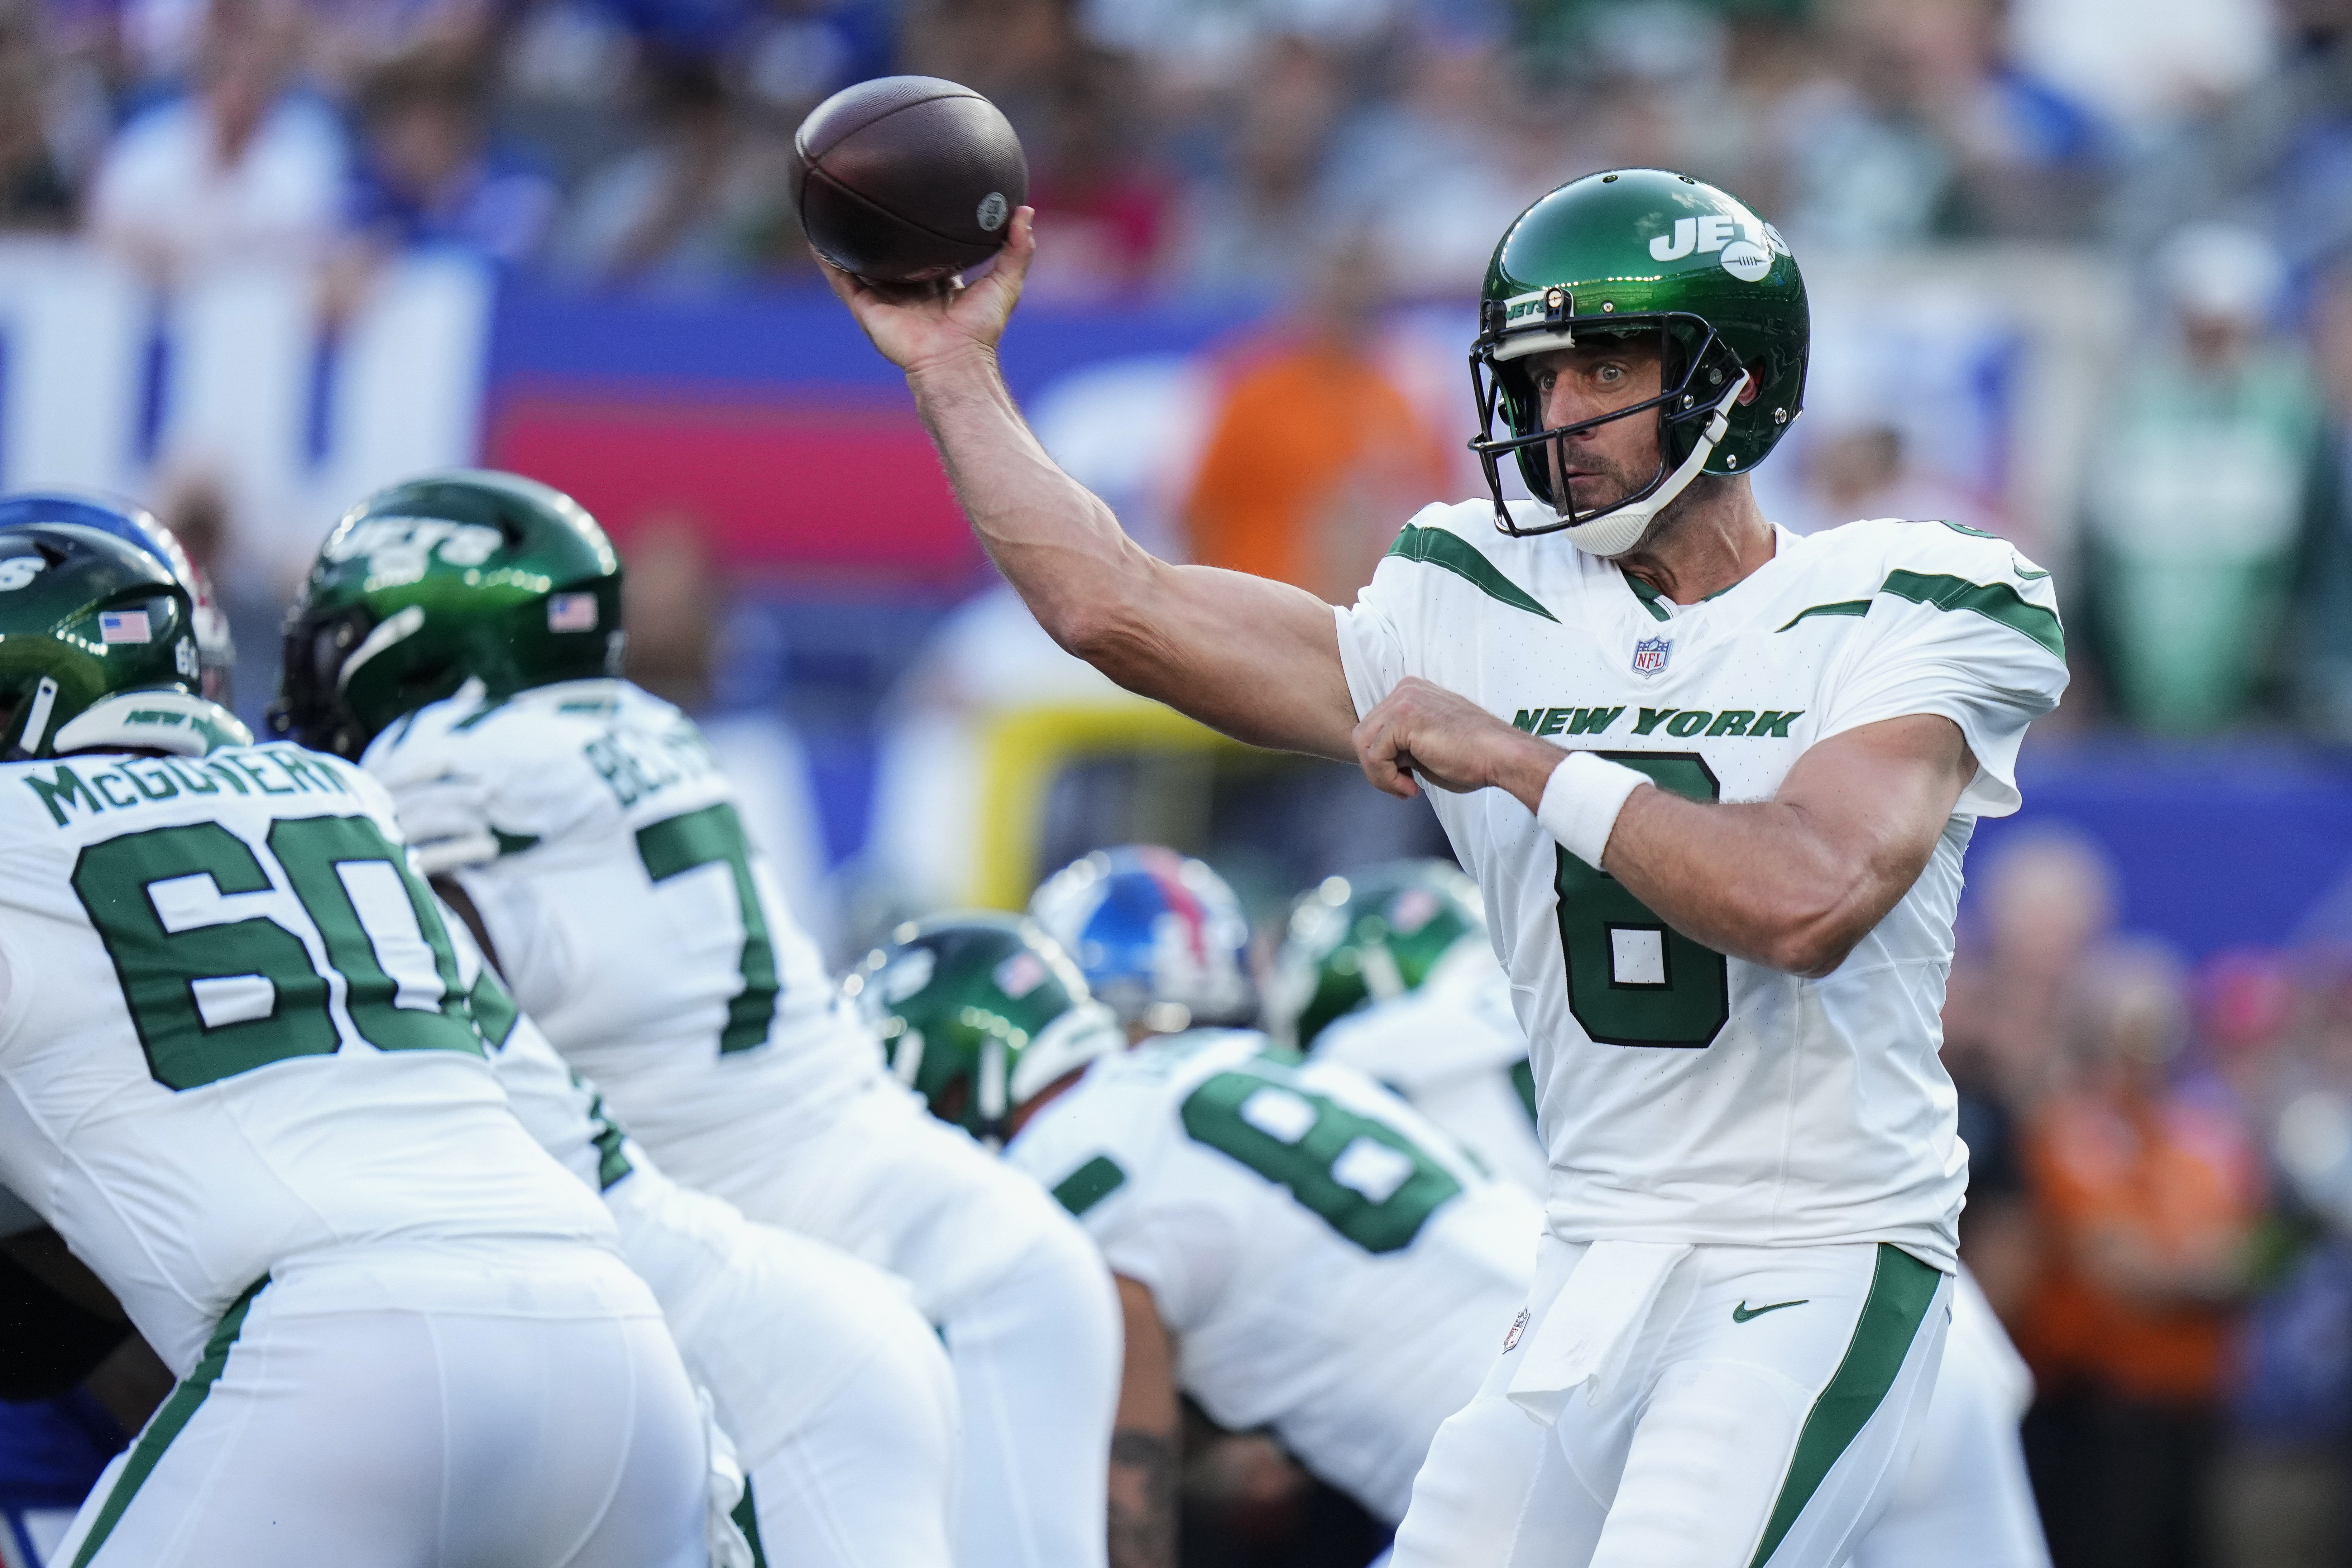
[
  {"xmin": 1469, "ymin": 308, "xmax": 1752, "ymax": 557},
  {"xmin": 853, "ymin": 913, "xmax": 1126, "ymax": 1147},
  {"xmin": 270, "ymin": 598, "xmax": 456, "ymax": 760}
]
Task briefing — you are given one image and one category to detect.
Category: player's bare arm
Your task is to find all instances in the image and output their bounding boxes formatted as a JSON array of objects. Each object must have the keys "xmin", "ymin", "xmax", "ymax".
[
  {"xmin": 1354, "ymin": 681, "xmax": 1974, "ymax": 978},
  {"xmin": 819, "ymin": 211, "xmax": 1357, "ymax": 758},
  {"xmin": 1106, "ymin": 1274, "xmax": 1180, "ymax": 1568}
]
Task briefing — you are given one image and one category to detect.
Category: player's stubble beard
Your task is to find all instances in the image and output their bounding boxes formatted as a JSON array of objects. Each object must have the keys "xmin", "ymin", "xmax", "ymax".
[{"xmin": 1555, "ymin": 427, "xmax": 1726, "ymax": 559}]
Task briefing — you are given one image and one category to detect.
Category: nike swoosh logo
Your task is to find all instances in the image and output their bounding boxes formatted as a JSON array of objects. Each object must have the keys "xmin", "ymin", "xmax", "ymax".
[{"xmin": 1732, "ymin": 1298, "xmax": 1809, "ymax": 1323}]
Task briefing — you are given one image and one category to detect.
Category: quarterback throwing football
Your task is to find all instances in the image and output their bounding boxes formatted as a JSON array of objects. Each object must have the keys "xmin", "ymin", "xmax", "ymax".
[{"xmin": 824, "ymin": 168, "xmax": 2066, "ymax": 1568}]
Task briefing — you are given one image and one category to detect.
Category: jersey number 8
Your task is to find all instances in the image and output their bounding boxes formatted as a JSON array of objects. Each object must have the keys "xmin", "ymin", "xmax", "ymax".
[
  {"xmin": 1553, "ymin": 752, "xmax": 1731, "ymax": 1049},
  {"xmin": 1182, "ymin": 1063, "xmax": 1462, "ymax": 1253}
]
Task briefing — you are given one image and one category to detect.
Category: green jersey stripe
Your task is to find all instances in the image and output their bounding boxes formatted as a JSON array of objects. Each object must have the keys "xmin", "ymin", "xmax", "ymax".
[
  {"xmin": 1385, "ymin": 527, "xmax": 1559, "ymax": 623},
  {"xmin": 1623, "ymin": 575, "xmax": 1672, "ymax": 624},
  {"xmin": 72, "ymin": 1276, "xmax": 268, "ymax": 1568},
  {"xmin": 1745, "ymin": 1245, "xmax": 1942, "ymax": 1568},
  {"xmin": 1052, "ymin": 1154, "xmax": 1128, "ymax": 1217},
  {"xmin": 1775, "ymin": 601, "xmax": 1872, "ymax": 633},
  {"xmin": 1878, "ymin": 570, "xmax": 2064, "ymax": 658},
  {"xmin": 1626, "ymin": 571, "xmax": 1736, "ymax": 618}
]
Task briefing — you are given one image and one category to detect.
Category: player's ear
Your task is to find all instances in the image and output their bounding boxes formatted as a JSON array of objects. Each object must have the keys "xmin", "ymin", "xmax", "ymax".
[{"xmin": 1739, "ymin": 363, "xmax": 1765, "ymax": 406}]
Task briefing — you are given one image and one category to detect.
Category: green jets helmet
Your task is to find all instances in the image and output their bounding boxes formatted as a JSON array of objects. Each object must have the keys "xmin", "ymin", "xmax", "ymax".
[
  {"xmin": 846, "ymin": 914, "xmax": 1126, "ymax": 1142},
  {"xmin": 1269, "ymin": 860, "xmax": 1490, "ymax": 1050},
  {"xmin": 0, "ymin": 518, "xmax": 249, "ymax": 761},
  {"xmin": 1470, "ymin": 168, "xmax": 1809, "ymax": 557},
  {"xmin": 270, "ymin": 469, "xmax": 623, "ymax": 759}
]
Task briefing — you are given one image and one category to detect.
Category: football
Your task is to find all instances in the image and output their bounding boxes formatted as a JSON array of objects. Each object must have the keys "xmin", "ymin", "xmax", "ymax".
[{"xmin": 792, "ymin": 76, "xmax": 1029, "ymax": 284}]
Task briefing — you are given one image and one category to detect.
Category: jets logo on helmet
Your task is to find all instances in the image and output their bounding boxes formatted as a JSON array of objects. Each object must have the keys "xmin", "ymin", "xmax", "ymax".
[
  {"xmin": 1029, "ymin": 844, "xmax": 1256, "ymax": 1034},
  {"xmin": 1645, "ymin": 214, "xmax": 1788, "ymax": 266},
  {"xmin": 322, "ymin": 517, "xmax": 504, "ymax": 582},
  {"xmin": 1469, "ymin": 168, "xmax": 1809, "ymax": 557}
]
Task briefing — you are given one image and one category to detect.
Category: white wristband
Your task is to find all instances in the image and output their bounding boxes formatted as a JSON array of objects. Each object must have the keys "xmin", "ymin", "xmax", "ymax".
[{"xmin": 1536, "ymin": 752, "xmax": 1650, "ymax": 868}]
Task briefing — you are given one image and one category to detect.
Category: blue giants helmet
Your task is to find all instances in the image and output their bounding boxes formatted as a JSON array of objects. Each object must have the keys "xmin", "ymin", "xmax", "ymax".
[{"xmin": 1029, "ymin": 845, "xmax": 1256, "ymax": 1034}]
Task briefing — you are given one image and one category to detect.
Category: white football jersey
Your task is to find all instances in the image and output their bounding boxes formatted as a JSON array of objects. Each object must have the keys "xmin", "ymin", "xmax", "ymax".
[
  {"xmin": 450, "ymin": 924, "xmax": 912, "ymax": 1452},
  {"xmin": 1006, "ymin": 1031, "xmax": 1538, "ymax": 1522},
  {"xmin": 363, "ymin": 679, "xmax": 878, "ymax": 1159},
  {"xmin": 447, "ymin": 912, "xmax": 637, "ymax": 1196},
  {"xmin": 1335, "ymin": 507, "xmax": 2068, "ymax": 1268},
  {"xmin": 1309, "ymin": 940, "xmax": 1548, "ymax": 1196},
  {"xmin": 0, "ymin": 743, "xmax": 615, "ymax": 1374}
]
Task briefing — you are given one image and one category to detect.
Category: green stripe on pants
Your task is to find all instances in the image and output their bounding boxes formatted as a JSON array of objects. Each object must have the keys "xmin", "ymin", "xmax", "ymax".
[
  {"xmin": 72, "ymin": 1276, "xmax": 267, "ymax": 1568},
  {"xmin": 1745, "ymin": 1246, "xmax": 1941, "ymax": 1568},
  {"xmin": 733, "ymin": 1477, "xmax": 770, "ymax": 1568}
]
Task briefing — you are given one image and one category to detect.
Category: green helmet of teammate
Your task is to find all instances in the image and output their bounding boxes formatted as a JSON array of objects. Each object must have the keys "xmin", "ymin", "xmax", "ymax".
[
  {"xmin": 0, "ymin": 519, "xmax": 249, "ymax": 761},
  {"xmin": 1269, "ymin": 860, "xmax": 1489, "ymax": 1050},
  {"xmin": 1470, "ymin": 168, "xmax": 1809, "ymax": 556},
  {"xmin": 846, "ymin": 913, "xmax": 1126, "ymax": 1142},
  {"xmin": 270, "ymin": 469, "xmax": 624, "ymax": 759}
]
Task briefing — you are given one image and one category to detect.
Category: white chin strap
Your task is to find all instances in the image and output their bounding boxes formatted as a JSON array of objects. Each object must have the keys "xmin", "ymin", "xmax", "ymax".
[
  {"xmin": 1557, "ymin": 371, "xmax": 1749, "ymax": 560},
  {"xmin": 53, "ymin": 690, "xmax": 253, "ymax": 758},
  {"xmin": 1007, "ymin": 1002, "xmax": 1125, "ymax": 1107}
]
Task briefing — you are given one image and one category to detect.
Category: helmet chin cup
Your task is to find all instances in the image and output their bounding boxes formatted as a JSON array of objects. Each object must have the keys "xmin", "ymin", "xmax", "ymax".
[{"xmin": 1557, "ymin": 370, "xmax": 1747, "ymax": 560}]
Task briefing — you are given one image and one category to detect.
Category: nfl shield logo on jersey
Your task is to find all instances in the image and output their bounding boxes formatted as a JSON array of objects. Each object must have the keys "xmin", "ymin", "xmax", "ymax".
[{"xmin": 1632, "ymin": 637, "xmax": 1672, "ymax": 677}]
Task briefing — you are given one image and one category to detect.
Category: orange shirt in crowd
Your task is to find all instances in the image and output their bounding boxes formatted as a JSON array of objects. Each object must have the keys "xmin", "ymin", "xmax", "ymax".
[
  {"xmin": 1183, "ymin": 332, "xmax": 1446, "ymax": 598},
  {"xmin": 2016, "ymin": 1090, "xmax": 2261, "ymax": 1403}
]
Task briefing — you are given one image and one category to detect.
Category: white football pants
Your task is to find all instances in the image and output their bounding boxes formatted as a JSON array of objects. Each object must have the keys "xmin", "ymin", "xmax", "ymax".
[
  {"xmin": 605, "ymin": 1160, "xmax": 961, "ymax": 1568},
  {"xmin": 1841, "ymin": 1269, "xmax": 2050, "ymax": 1568},
  {"xmin": 680, "ymin": 1076, "xmax": 1123, "ymax": 1568},
  {"xmin": 1393, "ymin": 1238, "xmax": 1950, "ymax": 1568},
  {"xmin": 53, "ymin": 1242, "xmax": 708, "ymax": 1568}
]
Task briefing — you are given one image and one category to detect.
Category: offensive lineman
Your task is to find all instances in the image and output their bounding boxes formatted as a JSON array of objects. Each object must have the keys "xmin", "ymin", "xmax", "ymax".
[
  {"xmin": 6, "ymin": 491, "xmax": 961, "ymax": 1568},
  {"xmin": 449, "ymin": 918, "xmax": 960, "ymax": 1568},
  {"xmin": 0, "ymin": 515, "xmax": 711, "ymax": 1567},
  {"xmin": 273, "ymin": 470, "xmax": 1122, "ymax": 1568},
  {"xmin": 821, "ymin": 168, "xmax": 2069, "ymax": 1567},
  {"xmin": 850, "ymin": 914, "xmax": 1544, "ymax": 1566}
]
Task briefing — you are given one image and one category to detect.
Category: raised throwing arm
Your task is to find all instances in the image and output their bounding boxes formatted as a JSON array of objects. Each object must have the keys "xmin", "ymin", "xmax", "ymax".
[{"xmin": 820, "ymin": 211, "xmax": 1358, "ymax": 759}]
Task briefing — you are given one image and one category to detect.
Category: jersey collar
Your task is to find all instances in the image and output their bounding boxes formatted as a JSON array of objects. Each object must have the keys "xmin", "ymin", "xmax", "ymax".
[{"xmin": 1617, "ymin": 524, "xmax": 1796, "ymax": 623}]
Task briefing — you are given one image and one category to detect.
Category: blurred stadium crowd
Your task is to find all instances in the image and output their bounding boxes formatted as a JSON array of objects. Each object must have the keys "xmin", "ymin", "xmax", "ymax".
[
  {"xmin": 6, "ymin": 0, "xmax": 2352, "ymax": 733},
  {"xmin": 1947, "ymin": 825, "xmax": 2352, "ymax": 1568},
  {"xmin": 10, "ymin": 1, "xmax": 2352, "ymax": 1566}
]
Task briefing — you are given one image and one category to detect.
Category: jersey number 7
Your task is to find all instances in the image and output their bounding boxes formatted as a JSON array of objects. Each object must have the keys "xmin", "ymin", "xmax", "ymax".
[
  {"xmin": 1553, "ymin": 752, "xmax": 1731, "ymax": 1049},
  {"xmin": 635, "ymin": 802, "xmax": 780, "ymax": 1056}
]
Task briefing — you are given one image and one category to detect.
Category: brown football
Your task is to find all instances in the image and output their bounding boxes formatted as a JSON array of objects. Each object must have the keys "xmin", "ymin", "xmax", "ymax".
[{"xmin": 792, "ymin": 76, "xmax": 1029, "ymax": 283}]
